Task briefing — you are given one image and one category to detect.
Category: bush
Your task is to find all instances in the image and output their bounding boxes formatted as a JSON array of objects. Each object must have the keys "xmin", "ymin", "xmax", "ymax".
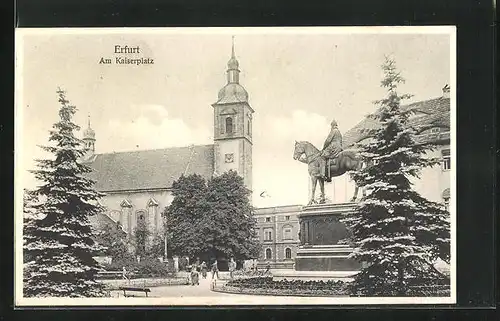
[
  {"xmin": 225, "ymin": 277, "xmax": 348, "ymax": 295},
  {"xmin": 102, "ymin": 256, "xmax": 172, "ymax": 278}
]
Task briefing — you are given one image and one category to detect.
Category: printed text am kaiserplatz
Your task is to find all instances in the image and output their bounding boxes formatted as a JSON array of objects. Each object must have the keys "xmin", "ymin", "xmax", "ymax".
[{"xmin": 98, "ymin": 45, "xmax": 154, "ymax": 65}]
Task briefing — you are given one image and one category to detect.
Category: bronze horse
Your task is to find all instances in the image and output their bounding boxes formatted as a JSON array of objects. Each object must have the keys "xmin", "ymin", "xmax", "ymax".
[{"xmin": 293, "ymin": 140, "xmax": 365, "ymax": 205}]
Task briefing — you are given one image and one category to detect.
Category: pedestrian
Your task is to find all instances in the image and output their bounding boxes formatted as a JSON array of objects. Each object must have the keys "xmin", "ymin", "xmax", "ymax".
[
  {"xmin": 190, "ymin": 265, "xmax": 200, "ymax": 286},
  {"xmin": 229, "ymin": 258, "xmax": 236, "ymax": 279},
  {"xmin": 211, "ymin": 259, "xmax": 219, "ymax": 280},
  {"xmin": 265, "ymin": 261, "xmax": 271, "ymax": 274},
  {"xmin": 200, "ymin": 261, "xmax": 208, "ymax": 279},
  {"xmin": 122, "ymin": 266, "xmax": 129, "ymax": 281}
]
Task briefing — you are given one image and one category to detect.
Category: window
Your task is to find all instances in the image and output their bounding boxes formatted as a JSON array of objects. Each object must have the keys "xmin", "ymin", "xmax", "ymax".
[
  {"xmin": 247, "ymin": 120, "xmax": 251, "ymax": 135},
  {"xmin": 136, "ymin": 210, "xmax": 147, "ymax": 226},
  {"xmin": 224, "ymin": 153, "xmax": 234, "ymax": 163},
  {"xmin": 225, "ymin": 117, "xmax": 233, "ymax": 134},
  {"xmin": 265, "ymin": 217, "xmax": 271, "ymax": 222},
  {"xmin": 265, "ymin": 248, "xmax": 272, "ymax": 260},
  {"xmin": 442, "ymin": 149, "xmax": 451, "ymax": 170},
  {"xmin": 285, "ymin": 215, "xmax": 290, "ymax": 221},
  {"xmin": 285, "ymin": 248, "xmax": 292, "ymax": 259},
  {"xmin": 264, "ymin": 229, "xmax": 273, "ymax": 241},
  {"xmin": 282, "ymin": 227, "xmax": 292, "ymax": 240}
]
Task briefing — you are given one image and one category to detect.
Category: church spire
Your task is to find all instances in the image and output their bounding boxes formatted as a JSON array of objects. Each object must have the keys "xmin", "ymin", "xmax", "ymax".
[
  {"xmin": 231, "ymin": 35, "xmax": 235, "ymax": 59},
  {"xmin": 227, "ymin": 36, "xmax": 240, "ymax": 83}
]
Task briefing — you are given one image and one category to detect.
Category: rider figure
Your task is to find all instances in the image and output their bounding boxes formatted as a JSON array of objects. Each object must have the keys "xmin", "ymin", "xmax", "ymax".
[{"xmin": 319, "ymin": 119, "xmax": 343, "ymax": 182}]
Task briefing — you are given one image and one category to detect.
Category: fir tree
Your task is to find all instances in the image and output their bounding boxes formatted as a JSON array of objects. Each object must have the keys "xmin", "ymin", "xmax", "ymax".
[
  {"xmin": 343, "ymin": 57, "xmax": 450, "ymax": 296},
  {"xmin": 23, "ymin": 88, "xmax": 107, "ymax": 297}
]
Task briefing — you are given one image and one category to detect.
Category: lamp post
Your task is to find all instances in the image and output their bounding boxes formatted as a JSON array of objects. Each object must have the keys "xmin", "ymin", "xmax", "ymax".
[{"xmin": 164, "ymin": 234, "xmax": 168, "ymax": 260}]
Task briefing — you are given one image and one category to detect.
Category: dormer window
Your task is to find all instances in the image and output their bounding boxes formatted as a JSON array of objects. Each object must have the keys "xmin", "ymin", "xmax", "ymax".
[{"xmin": 226, "ymin": 117, "xmax": 233, "ymax": 134}]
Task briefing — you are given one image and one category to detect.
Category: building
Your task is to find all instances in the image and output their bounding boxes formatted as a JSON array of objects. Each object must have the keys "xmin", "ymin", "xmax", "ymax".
[
  {"xmin": 252, "ymin": 205, "xmax": 302, "ymax": 269},
  {"xmin": 84, "ymin": 41, "xmax": 254, "ymax": 243},
  {"xmin": 253, "ymin": 85, "xmax": 451, "ymax": 268}
]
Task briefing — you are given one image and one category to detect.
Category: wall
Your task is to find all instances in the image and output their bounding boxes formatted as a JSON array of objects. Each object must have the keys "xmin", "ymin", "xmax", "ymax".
[
  {"xmin": 99, "ymin": 189, "xmax": 173, "ymax": 238},
  {"xmin": 254, "ymin": 205, "xmax": 301, "ymax": 266}
]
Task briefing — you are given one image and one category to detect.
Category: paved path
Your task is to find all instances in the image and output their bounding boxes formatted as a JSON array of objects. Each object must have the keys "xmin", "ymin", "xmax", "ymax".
[{"xmin": 111, "ymin": 275, "xmax": 234, "ymax": 298}]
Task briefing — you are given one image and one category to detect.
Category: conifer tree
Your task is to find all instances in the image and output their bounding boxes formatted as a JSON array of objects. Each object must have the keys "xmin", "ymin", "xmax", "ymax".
[
  {"xmin": 23, "ymin": 88, "xmax": 107, "ymax": 297},
  {"xmin": 343, "ymin": 57, "xmax": 450, "ymax": 296}
]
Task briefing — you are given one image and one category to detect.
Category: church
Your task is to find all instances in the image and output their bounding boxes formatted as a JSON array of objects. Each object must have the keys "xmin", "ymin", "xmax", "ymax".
[{"xmin": 85, "ymin": 42, "xmax": 254, "ymax": 241}]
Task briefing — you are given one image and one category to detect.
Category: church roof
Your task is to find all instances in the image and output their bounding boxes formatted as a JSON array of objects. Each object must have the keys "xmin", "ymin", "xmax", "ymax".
[
  {"xmin": 343, "ymin": 97, "xmax": 450, "ymax": 147},
  {"xmin": 87, "ymin": 144, "xmax": 214, "ymax": 192}
]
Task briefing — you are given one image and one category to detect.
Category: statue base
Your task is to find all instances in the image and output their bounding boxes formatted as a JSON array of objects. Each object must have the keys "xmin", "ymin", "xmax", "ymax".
[{"xmin": 295, "ymin": 203, "xmax": 362, "ymax": 272}]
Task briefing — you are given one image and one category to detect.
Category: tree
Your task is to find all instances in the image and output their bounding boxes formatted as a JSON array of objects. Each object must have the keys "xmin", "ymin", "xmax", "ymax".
[
  {"xmin": 23, "ymin": 88, "xmax": 107, "ymax": 297},
  {"xmin": 148, "ymin": 232, "xmax": 166, "ymax": 259},
  {"xmin": 93, "ymin": 223, "xmax": 129, "ymax": 261},
  {"xmin": 133, "ymin": 219, "xmax": 151, "ymax": 258},
  {"xmin": 343, "ymin": 57, "xmax": 450, "ymax": 296},
  {"xmin": 164, "ymin": 171, "xmax": 261, "ymax": 262}
]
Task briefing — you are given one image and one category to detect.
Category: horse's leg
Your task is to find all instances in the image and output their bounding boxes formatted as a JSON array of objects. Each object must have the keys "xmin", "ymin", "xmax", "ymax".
[
  {"xmin": 308, "ymin": 176, "xmax": 317, "ymax": 205},
  {"xmin": 351, "ymin": 184, "xmax": 359, "ymax": 203},
  {"xmin": 319, "ymin": 178, "xmax": 325, "ymax": 204}
]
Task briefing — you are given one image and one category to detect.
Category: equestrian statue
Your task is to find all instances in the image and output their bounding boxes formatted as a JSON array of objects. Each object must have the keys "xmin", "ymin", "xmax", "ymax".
[{"xmin": 293, "ymin": 119, "xmax": 366, "ymax": 205}]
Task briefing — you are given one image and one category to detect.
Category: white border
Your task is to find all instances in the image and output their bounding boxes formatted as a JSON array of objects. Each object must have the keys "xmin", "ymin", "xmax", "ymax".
[{"xmin": 14, "ymin": 26, "xmax": 457, "ymax": 307}]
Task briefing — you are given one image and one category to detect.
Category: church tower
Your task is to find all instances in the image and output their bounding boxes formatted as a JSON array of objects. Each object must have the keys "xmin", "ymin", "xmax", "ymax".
[
  {"xmin": 212, "ymin": 37, "xmax": 254, "ymax": 193},
  {"xmin": 82, "ymin": 115, "xmax": 96, "ymax": 162}
]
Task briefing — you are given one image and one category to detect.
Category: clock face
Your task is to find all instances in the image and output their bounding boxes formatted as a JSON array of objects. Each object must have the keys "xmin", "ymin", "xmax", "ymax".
[{"xmin": 225, "ymin": 153, "xmax": 234, "ymax": 163}]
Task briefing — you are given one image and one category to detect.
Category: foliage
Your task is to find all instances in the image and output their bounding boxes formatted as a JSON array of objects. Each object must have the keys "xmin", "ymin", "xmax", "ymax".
[
  {"xmin": 223, "ymin": 277, "xmax": 449, "ymax": 297},
  {"xmin": 132, "ymin": 219, "xmax": 151, "ymax": 257},
  {"xmin": 148, "ymin": 232, "xmax": 166, "ymax": 259},
  {"xmin": 102, "ymin": 256, "xmax": 172, "ymax": 278},
  {"xmin": 93, "ymin": 222, "xmax": 129, "ymax": 260},
  {"xmin": 23, "ymin": 88, "xmax": 106, "ymax": 297},
  {"xmin": 342, "ymin": 56, "xmax": 451, "ymax": 296},
  {"xmin": 224, "ymin": 277, "xmax": 349, "ymax": 296},
  {"xmin": 164, "ymin": 171, "xmax": 261, "ymax": 262}
]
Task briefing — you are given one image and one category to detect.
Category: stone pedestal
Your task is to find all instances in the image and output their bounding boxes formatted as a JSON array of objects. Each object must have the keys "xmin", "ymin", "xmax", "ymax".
[{"xmin": 295, "ymin": 203, "xmax": 361, "ymax": 271}]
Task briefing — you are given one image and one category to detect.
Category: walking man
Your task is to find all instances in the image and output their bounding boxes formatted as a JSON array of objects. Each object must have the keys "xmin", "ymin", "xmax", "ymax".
[{"xmin": 211, "ymin": 259, "xmax": 219, "ymax": 280}]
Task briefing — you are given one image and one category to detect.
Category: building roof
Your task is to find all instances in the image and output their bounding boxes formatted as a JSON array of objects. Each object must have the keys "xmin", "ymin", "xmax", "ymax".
[
  {"xmin": 87, "ymin": 144, "xmax": 215, "ymax": 192},
  {"xmin": 343, "ymin": 97, "xmax": 450, "ymax": 147},
  {"xmin": 254, "ymin": 205, "xmax": 303, "ymax": 215}
]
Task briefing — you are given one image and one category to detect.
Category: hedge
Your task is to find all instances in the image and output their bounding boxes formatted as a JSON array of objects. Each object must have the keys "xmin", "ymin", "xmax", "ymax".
[{"xmin": 221, "ymin": 277, "xmax": 450, "ymax": 297}]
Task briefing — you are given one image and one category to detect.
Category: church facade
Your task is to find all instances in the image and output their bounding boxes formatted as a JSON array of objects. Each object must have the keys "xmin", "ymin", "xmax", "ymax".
[{"xmin": 85, "ymin": 43, "xmax": 254, "ymax": 243}]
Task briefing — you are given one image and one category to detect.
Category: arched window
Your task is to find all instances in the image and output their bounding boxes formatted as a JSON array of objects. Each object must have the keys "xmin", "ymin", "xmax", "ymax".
[
  {"xmin": 225, "ymin": 117, "xmax": 233, "ymax": 134},
  {"xmin": 285, "ymin": 248, "xmax": 292, "ymax": 259},
  {"xmin": 265, "ymin": 248, "xmax": 272, "ymax": 260},
  {"xmin": 136, "ymin": 211, "xmax": 146, "ymax": 224}
]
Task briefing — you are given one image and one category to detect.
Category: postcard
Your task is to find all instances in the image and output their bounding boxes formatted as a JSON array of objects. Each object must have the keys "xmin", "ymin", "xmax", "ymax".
[{"xmin": 15, "ymin": 26, "xmax": 456, "ymax": 306}]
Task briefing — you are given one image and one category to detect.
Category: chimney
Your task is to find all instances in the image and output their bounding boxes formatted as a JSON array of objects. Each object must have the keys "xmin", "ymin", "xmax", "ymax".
[{"xmin": 442, "ymin": 84, "xmax": 450, "ymax": 99}]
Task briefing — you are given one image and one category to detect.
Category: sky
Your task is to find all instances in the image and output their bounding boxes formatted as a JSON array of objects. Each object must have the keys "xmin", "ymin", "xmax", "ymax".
[{"xmin": 16, "ymin": 28, "xmax": 453, "ymax": 208}]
